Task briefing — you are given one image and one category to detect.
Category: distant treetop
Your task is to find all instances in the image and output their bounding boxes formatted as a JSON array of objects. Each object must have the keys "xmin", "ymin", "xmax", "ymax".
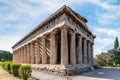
[{"xmin": 114, "ymin": 37, "xmax": 119, "ymax": 49}]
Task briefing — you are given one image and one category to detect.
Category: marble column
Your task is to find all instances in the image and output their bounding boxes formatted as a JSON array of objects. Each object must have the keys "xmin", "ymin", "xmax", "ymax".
[
  {"xmin": 61, "ymin": 27, "xmax": 68, "ymax": 65},
  {"xmin": 17, "ymin": 50, "xmax": 19, "ymax": 63},
  {"xmin": 26, "ymin": 45, "xmax": 28, "ymax": 63},
  {"xmin": 83, "ymin": 39, "xmax": 87, "ymax": 64},
  {"xmin": 42, "ymin": 36, "xmax": 47, "ymax": 64},
  {"xmin": 36, "ymin": 39, "xmax": 40, "ymax": 64},
  {"xmin": 13, "ymin": 51, "xmax": 16, "ymax": 62},
  {"xmin": 88, "ymin": 42, "xmax": 91, "ymax": 64},
  {"xmin": 21, "ymin": 48, "xmax": 23, "ymax": 63},
  {"xmin": 31, "ymin": 42, "xmax": 35, "ymax": 64},
  {"xmin": 20, "ymin": 48, "xmax": 21, "ymax": 63},
  {"xmin": 22, "ymin": 47, "xmax": 24, "ymax": 63},
  {"xmin": 24, "ymin": 45, "xmax": 27, "ymax": 63},
  {"xmin": 78, "ymin": 36, "xmax": 83, "ymax": 64},
  {"xmin": 18, "ymin": 49, "xmax": 20, "ymax": 63},
  {"xmin": 50, "ymin": 33, "xmax": 57, "ymax": 64},
  {"xmin": 27, "ymin": 44, "xmax": 31, "ymax": 64},
  {"xmin": 91, "ymin": 43, "xmax": 94, "ymax": 65},
  {"xmin": 70, "ymin": 32, "xmax": 76, "ymax": 64},
  {"xmin": 16, "ymin": 50, "xmax": 18, "ymax": 62}
]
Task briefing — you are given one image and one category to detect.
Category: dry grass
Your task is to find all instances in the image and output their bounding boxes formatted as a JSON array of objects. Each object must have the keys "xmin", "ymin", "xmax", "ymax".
[
  {"xmin": 0, "ymin": 67, "xmax": 21, "ymax": 80},
  {"xmin": 0, "ymin": 67, "xmax": 36, "ymax": 80}
]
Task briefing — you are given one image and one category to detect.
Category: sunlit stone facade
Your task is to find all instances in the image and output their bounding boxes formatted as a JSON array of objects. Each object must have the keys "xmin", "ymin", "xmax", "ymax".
[{"xmin": 12, "ymin": 5, "xmax": 95, "ymax": 75}]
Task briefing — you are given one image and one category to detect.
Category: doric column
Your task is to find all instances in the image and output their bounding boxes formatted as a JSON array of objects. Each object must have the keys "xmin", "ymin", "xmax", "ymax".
[
  {"xmin": 31, "ymin": 42, "xmax": 35, "ymax": 64},
  {"xmin": 17, "ymin": 49, "xmax": 19, "ymax": 63},
  {"xmin": 13, "ymin": 51, "xmax": 15, "ymax": 62},
  {"xmin": 88, "ymin": 42, "xmax": 91, "ymax": 64},
  {"xmin": 36, "ymin": 39, "xmax": 40, "ymax": 64},
  {"xmin": 50, "ymin": 33, "xmax": 57, "ymax": 64},
  {"xmin": 42, "ymin": 36, "xmax": 47, "ymax": 64},
  {"xmin": 18, "ymin": 49, "xmax": 20, "ymax": 63},
  {"xmin": 24, "ymin": 45, "xmax": 27, "ymax": 63},
  {"xmin": 27, "ymin": 44, "xmax": 31, "ymax": 64},
  {"xmin": 25, "ymin": 45, "xmax": 28, "ymax": 63},
  {"xmin": 61, "ymin": 27, "xmax": 68, "ymax": 65},
  {"xmin": 20, "ymin": 48, "xmax": 22, "ymax": 63},
  {"xmin": 78, "ymin": 36, "xmax": 83, "ymax": 64},
  {"xmin": 83, "ymin": 39, "xmax": 87, "ymax": 64},
  {"xmin": 22, "ymin": 47, "xmax": 24, "ymax": 63},
  {"xmin": 70, "ymin": 32, "xmax": 76, "ymax": 64},
  {"xmin": 91, "ymin": 43, "xmax": 94, "ymax": 65},
  {"xmin": 21, "ymin": 48, "xmax": 23, "ymax": 63},
  {"xmin": 15, "ymin": 51, "xmax": 17, "ymax": 62}
]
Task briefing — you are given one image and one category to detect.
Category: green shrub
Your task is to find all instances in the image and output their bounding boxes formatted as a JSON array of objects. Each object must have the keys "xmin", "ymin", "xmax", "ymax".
[
  {"xmin": 10, "ymin": 63, "xmax": 21, "ymax": 76},
  {"xmin": 4, "ymin": 62, "xmax": 11, "ymax": 73},
  {"xmin": 3, "ymin": 62, "xmax": 8, "ymax": 69},
  {"xmin": 19, "ymin": 65, "xmax": 31, "ymax": 80}
]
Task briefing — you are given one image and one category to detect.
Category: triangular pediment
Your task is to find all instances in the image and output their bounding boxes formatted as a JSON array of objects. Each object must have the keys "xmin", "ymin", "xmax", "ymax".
[{"xmin": 12, "ymin": 5, "xmax": 91, "ymax": 48}]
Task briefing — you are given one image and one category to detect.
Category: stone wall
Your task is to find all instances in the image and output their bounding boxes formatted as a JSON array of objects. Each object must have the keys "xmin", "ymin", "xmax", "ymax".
[{"xmin": 30, "ymin": 64, "xmax": 94, "ymax": 76}]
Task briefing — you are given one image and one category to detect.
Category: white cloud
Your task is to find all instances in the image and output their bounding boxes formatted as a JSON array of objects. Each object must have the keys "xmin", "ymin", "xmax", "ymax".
[
  {"xmin": 93, "ymin": 27, "xmax": 120, "ymax": 56},
  {"xmin": 0, "ymin": 35, "xmax": 22, "ymax": 52},
  {"xmin": 94, "ymin": 27, "xmax": 120, "ymax": 37},
  {"xmin": 0, "ymin": 0, "xmax": 85, "ymax": 52}
]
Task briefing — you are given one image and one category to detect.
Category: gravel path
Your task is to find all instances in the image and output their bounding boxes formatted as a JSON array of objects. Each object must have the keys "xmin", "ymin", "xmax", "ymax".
[{"xmin": 32, "ymin": 68, "xmax": 120, "ymax": 80}]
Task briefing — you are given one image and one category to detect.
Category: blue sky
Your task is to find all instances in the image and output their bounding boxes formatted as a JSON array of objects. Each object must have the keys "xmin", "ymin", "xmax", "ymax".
[{"xmin": 0, "ymin": 0, "xmax": 120, "ymax": 56}]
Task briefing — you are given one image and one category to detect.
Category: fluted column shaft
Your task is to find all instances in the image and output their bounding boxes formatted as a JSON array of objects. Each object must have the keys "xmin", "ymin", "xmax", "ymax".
[
  {"xmin": 83, "ymin": 39, "xmax": 87, "ymax": 64},
  {"xmin": 24, "ymin": 46, "xmax": 26, "ymax": 63},
  {"xmin": 27, "ymin": 44, "xmax": 31, "ymax": 63},
  {"xmin": 70, "ymin": 33, "xmax": 76, "ymax": 64},
  {"xmin": 91, "ymin": 44, "xmax": 94, "ymax": 65},
  {"xmin": 78, "ymin": 36, "xmax": 83, "ymax": 64},
  {"xmin": 36, "ymin": 40, "xmax": 40, "ymax": 64},
  {"xmin": 31, "ymin": 42, "xmax": 35, "ymax": 64},
  {"xmin": 50, "ymin": 33, "xmax": 57, "ymax": 64},
  {"xmin": 21, "ymin": 48, "xmax": 23, "ymax": 63},
  {"xmin": 88, "ymin": 42, "xmax": 91, "ymax": 64},
  {"xmin": 42, "ymin": 37, "xmax": 47, "ymax": 64},
  {"xmin": 61, "ymin": 27, "xmax": 68, "ymax": 65}
]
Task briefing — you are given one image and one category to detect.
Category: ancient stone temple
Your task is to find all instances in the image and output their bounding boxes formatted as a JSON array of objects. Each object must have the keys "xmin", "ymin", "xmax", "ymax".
[{"xmin": 12, "ymin": 5, "xmax": 95, "ymax": 75}]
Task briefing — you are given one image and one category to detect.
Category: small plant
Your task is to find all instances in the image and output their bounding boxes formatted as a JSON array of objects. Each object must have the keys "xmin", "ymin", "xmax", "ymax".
[
  {"xmin": 4, "ymin": 62, "xmax": 11, "ymax": 73},
  {"xmin": 10, "ymin": 63, "xmax": 21, "ymax": 76},
  {"xmin": 19, "ymin": 65, "xmax": 31, "ymax": 80}
]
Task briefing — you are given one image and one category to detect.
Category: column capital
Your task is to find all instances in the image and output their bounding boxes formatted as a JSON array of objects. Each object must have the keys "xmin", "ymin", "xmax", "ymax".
[{"xmin": 50, "ymin": 31, "xmax": 56, "ymax": 35}]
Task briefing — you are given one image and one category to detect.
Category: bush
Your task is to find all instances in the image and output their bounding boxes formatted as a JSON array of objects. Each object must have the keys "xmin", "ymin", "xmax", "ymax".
[
  {"xmin": 19, "ymin": 65, "xmax": 31, "ymax": 80},
  {"xmin": 10, "ymin": 63, "xmax": 21, "ymax": 76},
  {"xmin": 4, "ymin": 62, "xmax": 11, "ymax": 73},
  {"xmin": 2, "ymin": 62, "xmax": 8, "ymax": 69}
]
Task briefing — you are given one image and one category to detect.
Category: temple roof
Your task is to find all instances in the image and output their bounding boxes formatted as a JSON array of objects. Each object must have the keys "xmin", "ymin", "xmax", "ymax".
[{"xmin": 12, "ymin": 5, "xmax": 92, "ymax": 48}]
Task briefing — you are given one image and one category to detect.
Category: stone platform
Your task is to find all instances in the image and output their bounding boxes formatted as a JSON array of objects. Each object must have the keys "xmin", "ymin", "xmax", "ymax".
[{"xmin": 30, "ymin": 64, "xmax": 94, "ymax": 76}]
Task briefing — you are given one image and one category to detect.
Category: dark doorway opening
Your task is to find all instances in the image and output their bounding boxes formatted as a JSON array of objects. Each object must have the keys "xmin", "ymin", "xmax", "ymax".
[
  {"xmin": 57, "ymin": 41, "xmax": 61, "ymax": 64},
  {"xmin": 67, "ymin": 33, "xmax": 71, "ymax": 64}
]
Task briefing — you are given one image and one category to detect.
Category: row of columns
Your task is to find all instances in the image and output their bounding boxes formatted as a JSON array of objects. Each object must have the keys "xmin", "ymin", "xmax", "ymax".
[{"xmin": 13, "ymin": 27, "xmax": 94, "ymax": 65}]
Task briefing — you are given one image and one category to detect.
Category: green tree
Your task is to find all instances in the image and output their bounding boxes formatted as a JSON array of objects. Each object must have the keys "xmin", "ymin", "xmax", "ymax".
[
  {"xmin": 114, "ymin": 37, "xmax": 119, "ymax": 49},
  {"xmin": 0, "ymin": 50, "xmax": 12, "ymax": 61}
]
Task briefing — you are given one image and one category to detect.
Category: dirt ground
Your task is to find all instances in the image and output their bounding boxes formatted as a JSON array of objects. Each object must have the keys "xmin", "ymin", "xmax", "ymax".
[
  {"xmin": 0, "ymin": 67, "xmax": 20, "ymax": 80},
  {"xmin": 32, "ymin": 68, "xmax": 120, "ymax": 80}
]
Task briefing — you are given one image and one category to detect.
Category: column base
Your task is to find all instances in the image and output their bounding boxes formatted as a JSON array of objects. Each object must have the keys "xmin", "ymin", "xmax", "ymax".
[{"xmin": 23, "ymin": 64, "xmax": 95, "ymax": 76}]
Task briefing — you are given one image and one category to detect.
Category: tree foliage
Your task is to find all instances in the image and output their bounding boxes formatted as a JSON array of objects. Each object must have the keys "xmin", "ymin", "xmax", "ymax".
[
  {"xmin": 114, "ymin": 37, "xmax": 119, "ymax": 49},
  {"xmin": 0, "ymin": 50, "xmax": 12, "ymax": 61},
  {"xmin": 95, "ymin": 37, "xmax": 120, "ymax": 67}
]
